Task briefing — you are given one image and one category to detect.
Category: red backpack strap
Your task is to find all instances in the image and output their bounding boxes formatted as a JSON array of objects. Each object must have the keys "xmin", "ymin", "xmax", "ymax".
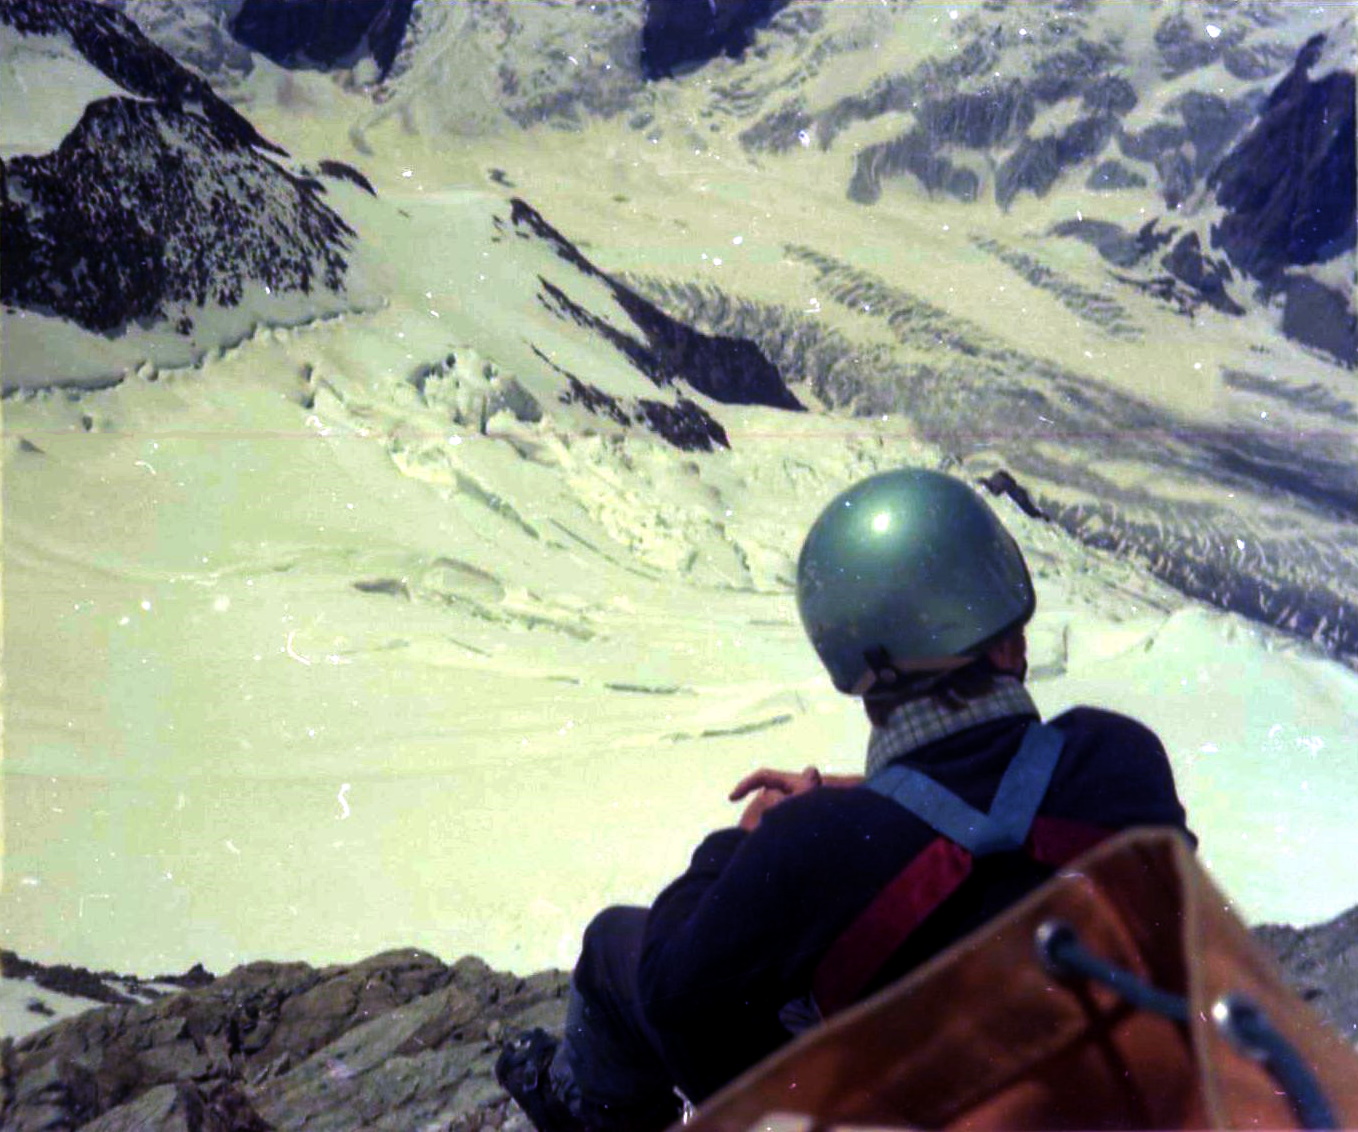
[
  {"xmin": 1027, "ymin": 816, "xmax": 1112, "ymax": 866},
  {"xmin": 811, "ymin": 837, "xmax": 973, "ymax": 1019},
  {"xmin": 812, "ymin": 727, "xmax": 1102, "ymax": 1020},
  {"xmin": 811, "ymin": 821, "xmax": 1113, "ymax": 1020}
]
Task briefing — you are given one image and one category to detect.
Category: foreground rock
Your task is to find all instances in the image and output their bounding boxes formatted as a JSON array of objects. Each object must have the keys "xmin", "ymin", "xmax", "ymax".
[
  {"xmin": 1254, "ymin": 906, "xmax": 1358, "ymax": 1047},
  {"xmin": 1, "ymin": 950, "xmax": 567, "ymax": 1132},
  {"xmin": 5, "ymin": 908, "xmax": 1357, "ymax": 1131}
]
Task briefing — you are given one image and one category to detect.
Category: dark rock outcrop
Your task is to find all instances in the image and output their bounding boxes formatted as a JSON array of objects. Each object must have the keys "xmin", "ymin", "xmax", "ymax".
[
  {"xmin": 849, "ymin": 131, "xmax": 980, "ymax": 205},
  {"xmin": 0, "ymin": 0, "xmax": 278, "ymax": 154},
  {"xmin": 1, "ymin": 951, "xmax": 212, "ymax": 1010},
  {"xmin": 1, "ymin": 101, "xmax": 352, "ymax": 335},
  {"xmin": 978, "ymin": 469, "xmax": 1048, "ymax": 521},
  {"xmin": 1174, "ymin": 91, "xmax": 1255, "ymax": 179},
  {"xmin": 641, "ymin": 0, "xmax": 789, "ymax": 80},
  {"xmin": 917, "ymin": 84, "xmax": 1035, "ymax": 149},
  {"xmin": 510, "ymin": 198, "xmax": 801, "ymax": 428},
  {"xmin": 1154, "ymin": 148, "xmax": 1195, "ymax": 211},
  {"xmin": 230, "ymin": 0, "xmax": 416, "ymax": 78},
  {"xmin": 1029, "ymin": 39, "xmax": 1124, "ymax": 105},
  {"xmin": 1117, "ymin": 121, "xmax": 1189, "ymax": 163},
  {"xmin": 996, "ymin": 115, "xmax": 1116, "ymax": 209},
  {"xmin": 731, "ymin": 7, "xmax": 1328, "ymax": 212},
  {"xmin": 1280, "ymin": 275, "xmax": 1358, "ymax": 367},
  {"xmin": 1085, "ymin": 160, "xmax": 1147, "ymax": 191},
  {"xmin": 1154, "ymin": 11, "xmax": 1243, "ymax": 79},
  {"xmin": 1050, "ymin": 218, "xmax": 1250, "ymax": 321},
  {"xmin": 1082, "ymin": 75, "xmax": 1138, "ymax": 117},
  {"xmin": 554, "ymin": 368, "xmax": 730, "ymax": 453},
  {"xmin": 318, "ymin": 159, "xmax": 377, "ymax": 196},
  {"xmin": 844, "ymin": 41, "xmax": 1135, "ymax": 210},
  {"xmin": 0, "ymin": 0, "xmax": 355, "ymax": 340},
  {"xmin": 1048, "ymin": 219, "xmax": 1145, "ymax": 268},
  {"xmin": 1161, "ymin": 232, "xmax": 1245, "ymax": 316},
  {"xmin": 1209, "ymin": 35, "xmax": 1356, "ymax": 282}
]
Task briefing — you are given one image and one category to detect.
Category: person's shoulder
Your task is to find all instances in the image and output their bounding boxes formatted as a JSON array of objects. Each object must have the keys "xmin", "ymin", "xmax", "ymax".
[
  {"xmin": 1043, "ymin": 706, "xmax": 1190, "ymax": 835},
  {"xmin": 778, "ymin": 779, "xmax": 884, "ymax": 820},
  {"xmin": 758, "ymin": 777, "xmax": 899, "ymax": 839},
  {"xmin": 1046, "ymin": 705, "xmax": 1166, "ymax": 751}
]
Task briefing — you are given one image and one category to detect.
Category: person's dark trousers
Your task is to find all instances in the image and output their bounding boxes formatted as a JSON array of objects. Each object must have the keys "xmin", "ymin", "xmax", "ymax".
[{"xmin": 552, "ymin": 905, "xmax": 684, "ymax": 1132}]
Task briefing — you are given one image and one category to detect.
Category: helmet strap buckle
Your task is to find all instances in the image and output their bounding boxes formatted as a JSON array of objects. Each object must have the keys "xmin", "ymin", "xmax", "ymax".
[{"xmin": 864, "ymin": 646, "xmax": 901, "ymax": 688}]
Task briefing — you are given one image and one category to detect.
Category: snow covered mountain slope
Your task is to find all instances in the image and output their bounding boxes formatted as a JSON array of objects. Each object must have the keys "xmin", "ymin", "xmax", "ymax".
[
  {"xmin": 355, "ymin": 1, "xmax": 1354, "ymax": 350},
  {"xmin": 358, "ymin": 1, "xmax": 1358, "ymax": 660},
  {"xmin": 1, "ymin": 0, "xmax": 1356, "ymax": 988}
]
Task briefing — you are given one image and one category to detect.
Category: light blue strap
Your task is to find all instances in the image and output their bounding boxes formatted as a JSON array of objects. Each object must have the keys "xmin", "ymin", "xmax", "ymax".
[
  {"xmin": 866, "ymin": 722, "xmax": 1065, "ymax": 856},
  {"xmin": 988, "ymin": 722, "xmax": 1065, "ymax": 848}
]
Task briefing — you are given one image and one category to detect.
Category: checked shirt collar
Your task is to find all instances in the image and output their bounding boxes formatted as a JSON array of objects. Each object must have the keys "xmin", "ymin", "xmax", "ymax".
[{"xmin": 864, "ymin": 677, "xmax": 1039, "ymax": 778}]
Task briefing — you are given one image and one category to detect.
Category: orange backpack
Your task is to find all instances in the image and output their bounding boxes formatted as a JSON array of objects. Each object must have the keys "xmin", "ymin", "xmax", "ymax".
[{"xmin": 682, "ymin": 827, "xmax": 1358, "ymax": 1131}]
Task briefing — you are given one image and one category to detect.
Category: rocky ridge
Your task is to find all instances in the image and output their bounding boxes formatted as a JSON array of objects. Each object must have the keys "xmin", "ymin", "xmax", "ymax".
[{"xmin": 3, "ymin": 907, "xmax": 1356, "ymax": 1132}]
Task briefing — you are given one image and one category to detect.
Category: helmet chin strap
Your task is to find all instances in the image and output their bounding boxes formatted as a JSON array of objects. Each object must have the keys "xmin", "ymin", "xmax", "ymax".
[
  {"xmin": 862, "ymin": 646, "xmax": 900, "ymax": 691},
  {"xmin": 856, "ymin": 646, "xmax": 973, "ymax": 698}
]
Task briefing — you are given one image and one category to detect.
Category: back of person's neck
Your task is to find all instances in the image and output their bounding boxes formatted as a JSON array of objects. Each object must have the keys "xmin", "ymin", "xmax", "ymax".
[{"xmin": 864, "ymin": 677, "xmax": 1038, "ymax": 778}]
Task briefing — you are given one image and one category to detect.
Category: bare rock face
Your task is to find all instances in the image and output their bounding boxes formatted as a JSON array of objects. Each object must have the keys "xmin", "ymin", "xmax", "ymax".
[
  {"xmin": 1, "ymin": 951, "xmax": 569, "ymax": 1132},
  {"xmin": 1160, "ymin": 231, "xmax": 1245, "ymax": 317},
  {"xmin": 1279, "ymin": 274, "xmax": 1358, "ymax": 367},
  {"xmin": 1045, "ymin": 26, "xmax": 1356, "ymax": 363},
  {"xmin": 0, "ymin": 0, "xmax": 356, "ymax": 341},
  {"xmin": 80, "ymin": 1081, "xmax": 273, "ymax": 1132},
  {"xmin": 509, "ymin": 197, "xmax": 801, "ymax": 452},
  {"xmin": 1209, "ymin": 35, "xmax": 1356, "ymax": 283}
]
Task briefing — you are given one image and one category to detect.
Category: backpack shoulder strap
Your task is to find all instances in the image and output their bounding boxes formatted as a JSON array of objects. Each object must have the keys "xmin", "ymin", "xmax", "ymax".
[
  {"xmin": 1027, "ymin": 814, "xmax": 1112, "ymax": 866},
  {"xmin": 813, "ymin": 722, "xmax": 1071, "ymax": 1018},
  {"xmin": 811, "ymin": 835, "xmax": 972, "ymax": 1019},
  {"xmin": 865, "ymin": 721, "xmax": 1066, "ymax": 855}
]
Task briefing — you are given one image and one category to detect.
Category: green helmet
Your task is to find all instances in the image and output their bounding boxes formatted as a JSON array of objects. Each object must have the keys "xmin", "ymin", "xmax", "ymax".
[{"xmin": 796, "ymin": 468, "xmax": 1035, "ymax": 694}]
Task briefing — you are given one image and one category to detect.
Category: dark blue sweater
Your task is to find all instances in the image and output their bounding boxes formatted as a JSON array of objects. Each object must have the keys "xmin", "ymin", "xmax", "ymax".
[{"xmin": 637, "ymin": 706, "xmax": 1193, "ymax": 1101}]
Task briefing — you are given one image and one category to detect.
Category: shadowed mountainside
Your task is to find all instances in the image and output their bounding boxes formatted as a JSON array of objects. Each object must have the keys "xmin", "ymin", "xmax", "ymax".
[
  {"xmin": 641, "ymin": 0, "xmax": 790, "ymax": 80},
  {"xmin": 230, "ymin": 0, "xmax": 416, "ymax": 80}
]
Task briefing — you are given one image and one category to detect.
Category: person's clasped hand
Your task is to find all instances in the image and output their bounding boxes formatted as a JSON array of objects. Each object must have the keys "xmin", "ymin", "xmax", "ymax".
[{"xmin": 729, "ymin": 765, "xmax": 864, "ymax": 831}]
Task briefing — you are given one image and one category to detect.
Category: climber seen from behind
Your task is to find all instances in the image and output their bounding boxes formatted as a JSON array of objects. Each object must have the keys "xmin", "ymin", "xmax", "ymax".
[{"xmin": 497, "ymin": 466, "xmax": 1194, "ymax": 1132}]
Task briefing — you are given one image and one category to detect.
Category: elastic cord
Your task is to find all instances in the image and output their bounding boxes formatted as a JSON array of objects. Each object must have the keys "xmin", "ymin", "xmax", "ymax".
[{"xmin": 1036, "ymin": 921, "xmax": 1338, "ymax": 1130}]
